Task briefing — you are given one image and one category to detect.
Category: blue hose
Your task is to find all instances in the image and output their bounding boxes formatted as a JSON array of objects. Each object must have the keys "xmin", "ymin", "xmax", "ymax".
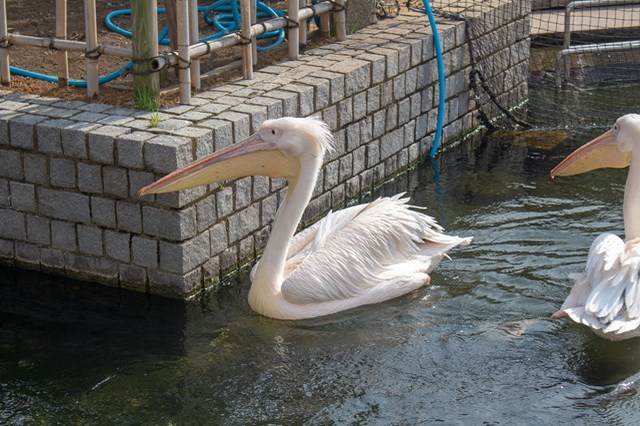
[
  {"xmin": 421, "ymin": 0, "xmax": 445, "ymax": 158},
  {"xmin": 10, "ymin": 61, "xmax": 132, "ymax": 87},
  {"xmin": 12, "ymin": 1, "xmax": 286, "ymax": 85}
]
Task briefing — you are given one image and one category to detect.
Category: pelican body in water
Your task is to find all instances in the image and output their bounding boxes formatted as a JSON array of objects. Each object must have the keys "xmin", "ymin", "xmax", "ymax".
[
  {"xmin": 551, "ymin": 113, "xmax": 640, "ymax": 340},
  {"xmin": 139, "ymin": 116, "xmax": 471, "ymax": 320}
]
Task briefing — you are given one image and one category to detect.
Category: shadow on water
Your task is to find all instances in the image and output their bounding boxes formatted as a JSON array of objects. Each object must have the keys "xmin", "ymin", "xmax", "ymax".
[{"xmin": 3, "ymin": 118, "xmax": 640, "ymax": 423}]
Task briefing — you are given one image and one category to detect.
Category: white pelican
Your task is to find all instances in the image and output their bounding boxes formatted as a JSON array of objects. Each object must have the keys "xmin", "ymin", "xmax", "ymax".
[
  {"xmin": 139, "ymin": 116, "xmax": 471, "ymax": 320},
  {"xmin": 551, "ymin": 113, "xmax": 640, "ymax": 340}
]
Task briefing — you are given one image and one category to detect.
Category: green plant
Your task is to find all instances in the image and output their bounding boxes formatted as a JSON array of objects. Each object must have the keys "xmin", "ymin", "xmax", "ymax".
[
  {"xmin": 134, "ymin": 88, "xmax": 159, "ymax": 112},
  {"xmin": 148, "ymin": 112, "xmax": 161, "ymax": 128}
]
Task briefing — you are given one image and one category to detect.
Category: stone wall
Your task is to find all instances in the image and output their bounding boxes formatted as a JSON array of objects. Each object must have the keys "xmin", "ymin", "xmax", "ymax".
[{"xmin": 0, "ymin": 1, "xmax": 530, "ymax": 298}]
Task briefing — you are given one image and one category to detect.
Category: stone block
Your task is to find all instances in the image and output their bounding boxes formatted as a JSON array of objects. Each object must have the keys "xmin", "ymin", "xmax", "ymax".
[
  {"xmin": 353, "ymin": 146, "xmax": 366, "ymax": 175},
  {"xmin": 339, "ymin": 154, "xmax": 353, "ymax": 183},
  {"xmin": 142, "ymin": 205, "xmax": 197, "ymax": 241},
  {"xmin": 64, "ymin": 252, "xmax": 118, "ymax": 282},
  {"xmin": 346, "ymin": 123, "xmax": 361, "ymax": 152},
  {"xmin": 261, "ymin": 194, "xmax": 278, "ymax": 228},
  {"xmin": 148, "ymin": 268, "xmax": 202, "ymax": 297},
  {"xmin": 353, "ymin": 92, "xmax": 367, "ymax": 121},
  {"xmin": 245, "ymin": 96, "xmax": 283, "ymax": 120},
  {"xmin": 77, "ymin": 162, "xmax": 103, "ymax": 194},
  {"xmin": 216, "ymin": 186, "xmax": 234, "ymax": 218},
  {"xmin": 227, "ymin": 204, "xmax": 260, "ymax": 244},
  {"xmin": 105, "ymin": 230, "xmax": 130, "ymax": 262},
  {"xmin": 38, "ymin": 188, "xmax": 91, "ymax": 223},
  {"xmin": 0, "ymin": 237, "xmax": 14, "ymax": 258},
  {"xmin": 61, "ymin": 122, "xmax": 100, "ymax": 159},
  {"xmin": 103, "ymin": 167, "xmax": 129, "ymax": 199},
  {"xmin": 119, "ymin": 264, "xmax": 147, "ymax": 289},
  {"xmin": 230, "ymin": 104, "xmax": 268, "ymax": 133},
  {"xmin": 282, "ymin": 84, "xmax": 315, "ymax": 117},
  {"xmin": 199, "ymin": 118, "xmax": 233, "ymax": 151},
  {"xmin": 40, "ymin": 247, "xmax": 64, "ymax": 269},
  {"xmin": 380, "ymin": 127, "xmax": 404, "ymax": 160},
  {"xmin": 264, "ymin": 90, "xmax": 298, "ymax": 117},
  {"xmin": 235, "ymin": 177, "xmax": 252, "ymax": 210},
  {"xmin": 89, "ymin": 125, "xmax": 130, "ymax": 164},
  {"xmin": 50, "ymin": 157, "xmax": 76, "ymax": 189},
  {"xmin": 336, "ymin": 60, "xmax": 371, "ymax": 98},
  {"xmin": 36, "ymin": 118, "xmax": 74, "ymax": 154},
  {"xmin": 0, "ymin": 178, "xmax": 7, "ymax": 208},
  {"xmin": 196, "ymin": 194, "xmax": 217, "ymax": 233},
  {"xmin": 77, "ymin": 224, "xmax": 103, "ymax": 256},
  {"xmin": 398, "ymin": 98, "xmax": 411, "ymax": 126},
  {"xmin": 252, "ymin": 176, "xmax": 270, "ymax": 200},
  {"xmin": 171, "ymin": 126, "xmax": 214, "ymax": 160},
  {"xmin": 209, "ymin": 222, "xmax": 228, "ymax": 256},
  {"xmin": 116, "ymin": 131, "xmax": 154, "ymax": 169},
  {"xmin": 91, "ymin": 196, "xmax": 116, "ymax": 228},
  {"xmin": 15, "ymin": 241, "xmax": 40, "ymax": 264},
  {"xmin": 337, "ymin": 98, "xmax": 353, "ymax": 129},
  {"xmin": 116, "ymin": 201, "xmax": 142, "ymax": 233},
  {"xmin": 299, "ymin": 76, "xmax": 330, "ymax": 111},
  {"xmin": 0, "ymin": 148, "xmax": 22, "ymax": 179},
  {"xmin": 23, "ymin": 153, "xmax": 47, "ymax": 185},
  {"xmin": 10, "ymin": 114, "xmax": 47, "ymax": 149},
  {"xmin": 160, "ymin": 231, "xmax": 210, "ymax": 273},
  {"xmin": 9, "ymin": 181, "xmax": 36, "ymax": 212},
  {"xmin": 51, "ymin": 220, "xmax": 77, "ymax": 250},
  {"xmin": 129, "ymin": 170, "xmax": 156, "ymax": 200},
  {"xmin": 217, "ymin": 111, "xmax": 251, "ymax": 142},
  {"xmin": 0, "ymin": 209, "xmax": 25, "ymax": 240},
  {"xmin": 132, "ymin": 235, "xmax": 158, "ymax": 268},
  {"xmin": 143, "ymin": 135, "xmax": 193, "ymax": 174}
]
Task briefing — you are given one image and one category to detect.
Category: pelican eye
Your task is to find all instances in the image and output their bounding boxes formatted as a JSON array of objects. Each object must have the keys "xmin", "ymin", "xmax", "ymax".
[{"xmin": 271, "ymin": 129, "xmax": 276, "ymax": 135}]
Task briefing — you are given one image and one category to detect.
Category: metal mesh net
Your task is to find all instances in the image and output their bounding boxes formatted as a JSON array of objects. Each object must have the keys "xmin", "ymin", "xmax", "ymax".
[{"xmin": 407, "ymin": 0, "xmax": 640, "ymax": 130}]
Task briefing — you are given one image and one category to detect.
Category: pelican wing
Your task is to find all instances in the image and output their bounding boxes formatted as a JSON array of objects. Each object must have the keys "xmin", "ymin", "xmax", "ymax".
[
  {"xmin": 561, "ymin": 233, "xmax": 640, "ymax": 337},
  {"xmin": 281, "ymin": 194, "xmax": 470, "ymax": 305}
]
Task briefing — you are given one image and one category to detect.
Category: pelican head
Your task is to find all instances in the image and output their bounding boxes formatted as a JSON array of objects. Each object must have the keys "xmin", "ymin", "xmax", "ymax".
[
  {"xmin": 551, "ymin": 114, "xmax": 640, "ymax": 178},
  {"xmin": 139, "ymin": 116, "xmax": 334, "ymax": 196}
]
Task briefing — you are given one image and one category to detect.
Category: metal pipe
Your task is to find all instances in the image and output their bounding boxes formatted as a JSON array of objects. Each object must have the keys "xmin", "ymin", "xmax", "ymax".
[
  {"xmin": 9, "ymin": 35, "xmax": 133, "ymax": 58},
  {"xmin": 150, "ymin": 1, "xmax": 334, "ymax": 71},
  {"xmin": 556, "ymin": 40, "xmax": 640, "ymax": 88}
]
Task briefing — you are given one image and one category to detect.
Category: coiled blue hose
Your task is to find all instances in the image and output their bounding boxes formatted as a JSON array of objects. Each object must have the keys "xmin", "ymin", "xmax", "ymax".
[
  {"xmin": 421, "ymin": 0, "xmax": 445, "ymax": 158},
  {"xmin": 10, "ymin": 1, "xmax": 286, "ymax": 85}
]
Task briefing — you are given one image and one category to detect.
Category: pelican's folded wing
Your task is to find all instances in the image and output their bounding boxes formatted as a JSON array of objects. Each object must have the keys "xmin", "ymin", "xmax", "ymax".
[{"xmin": 281, "ymin": 195, "xmax": 470, "ymax": 305}]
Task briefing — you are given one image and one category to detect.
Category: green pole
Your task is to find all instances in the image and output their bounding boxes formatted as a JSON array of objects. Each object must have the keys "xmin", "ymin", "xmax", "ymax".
[{"xmin": 131, "ymin": 0, "xmax": 160, "ymax": 106}]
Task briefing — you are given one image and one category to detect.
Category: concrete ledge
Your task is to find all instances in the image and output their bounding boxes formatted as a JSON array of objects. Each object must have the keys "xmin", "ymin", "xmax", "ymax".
[{"xmin": 0, "ymin": 2, "xmax": 529, "ymax": 297}]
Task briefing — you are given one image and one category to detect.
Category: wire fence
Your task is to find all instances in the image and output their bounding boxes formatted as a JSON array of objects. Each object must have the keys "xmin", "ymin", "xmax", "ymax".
[{"xmin": 408, "ymin": 0, "xmax": 640, "ymax": 131}]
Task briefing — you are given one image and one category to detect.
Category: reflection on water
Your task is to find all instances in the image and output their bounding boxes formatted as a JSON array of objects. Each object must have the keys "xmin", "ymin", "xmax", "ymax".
[{"xmin": 3, "ymin": 127, "xmax": 640, "ymax": 424}]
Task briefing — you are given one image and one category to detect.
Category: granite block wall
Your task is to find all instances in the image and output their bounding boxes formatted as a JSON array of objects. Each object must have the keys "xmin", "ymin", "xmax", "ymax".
[{"xmin": 0, "ymin": 0, "xmax": 530, "ymax": 297}]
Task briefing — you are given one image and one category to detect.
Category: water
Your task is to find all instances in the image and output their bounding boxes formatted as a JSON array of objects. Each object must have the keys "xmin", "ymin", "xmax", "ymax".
[{"xmin": 3, "ymin": 127, "xmax": 640, "ymax": 424}]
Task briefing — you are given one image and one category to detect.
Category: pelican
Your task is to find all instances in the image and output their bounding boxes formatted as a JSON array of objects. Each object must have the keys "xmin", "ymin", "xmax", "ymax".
[
  {"xmin": 139, "ymin": 116, "xmax": 471, "ymax": 320},
  {"xmin": 551, "ymin": 113, "xmax": 640, "ymax": 340}
]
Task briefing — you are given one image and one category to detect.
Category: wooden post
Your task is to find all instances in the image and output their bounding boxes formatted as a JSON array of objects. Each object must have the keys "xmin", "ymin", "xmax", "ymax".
[
  {"xmin": 189, "ymin": 0, "xmax": 200, "ymax": 90},
  {"xmin": 84, "ymin": 0, "xmax": 99, "ymax": 97},
  {"xmin": 251, "ymin": 0, "xmax": 257, "ymax": 65},
  {"xmin": 240, "ymin": 0, "xmax": 253, "ymax": 79},
  {"xmin": 177, "ymin": 0, "xmax": 191, "ymax": 103},
  {"xmin": 319, "ymin": 3, "xmax": 330, "ymax": 39},
  {"xmin": 165, "ymin": 0, "xmax": 178, "ymax": 50},
  {"xmin": 299, "ymin": 0, "xmax": 307, "ymax": 48},
  {"xmin": 0, "ymin": 0, "xmax": 9, "ymax": 84},
  {"xmin": 56, "ymin": 0, "xmax": 69, "ymax": 86},
  {"xmin": 335, "ymin": 0, "xmax": 346, "ymax": 41},
  {"xmin": 132, "ymin": 0, "xmax": 160, "ymax": 102},
  {"xmin": 287, "ymin": 0, "xmax": 299, "ymax": 59}
]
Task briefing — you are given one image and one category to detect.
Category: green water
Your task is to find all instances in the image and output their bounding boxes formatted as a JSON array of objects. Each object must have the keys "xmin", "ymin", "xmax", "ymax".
[{"xmin": 3, "ymin": 125, "xmax": 640, "ymax": 424}]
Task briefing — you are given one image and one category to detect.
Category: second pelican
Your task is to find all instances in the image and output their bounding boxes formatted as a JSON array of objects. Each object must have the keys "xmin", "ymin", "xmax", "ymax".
[{"xmin": 139, "ymin": 116, "xmax": 471, "ymax": 320}]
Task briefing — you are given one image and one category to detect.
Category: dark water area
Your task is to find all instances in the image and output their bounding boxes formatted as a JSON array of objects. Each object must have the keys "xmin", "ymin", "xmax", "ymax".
[{"xmin": 3, "ymin": 121, "xmax": 640, "ymax": 424}]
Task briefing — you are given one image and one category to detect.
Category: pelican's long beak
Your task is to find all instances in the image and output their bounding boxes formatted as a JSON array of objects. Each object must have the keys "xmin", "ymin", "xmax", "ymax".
[
  {"xmin": 550, "ymin": 129, "xmax": 630, "ymax": 178},
  {"xmin": 138, "ymin": 133, "xmax": 299, "ymax": 196}
]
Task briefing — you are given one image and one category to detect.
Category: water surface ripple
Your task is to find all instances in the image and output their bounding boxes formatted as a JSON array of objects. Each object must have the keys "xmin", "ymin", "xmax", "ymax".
[{"xmin": 2, "ymin": 129, "xmax": 640, "ymax": 424}]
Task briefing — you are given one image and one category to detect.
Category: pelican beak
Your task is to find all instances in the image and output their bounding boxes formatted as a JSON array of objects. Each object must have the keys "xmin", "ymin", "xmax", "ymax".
[
  {"xmin": 138, "ymin": 133, "xmax": 299, "ymax": 196},
  {"xmin": 550, "ymin": 129, "xmax": 630, "ymax": 178}
]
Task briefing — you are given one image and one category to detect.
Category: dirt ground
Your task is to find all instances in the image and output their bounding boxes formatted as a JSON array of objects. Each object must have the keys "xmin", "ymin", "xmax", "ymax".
[{"xmin": 4, "ymin": 0, "xmax": 329, "ymax": 107}]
